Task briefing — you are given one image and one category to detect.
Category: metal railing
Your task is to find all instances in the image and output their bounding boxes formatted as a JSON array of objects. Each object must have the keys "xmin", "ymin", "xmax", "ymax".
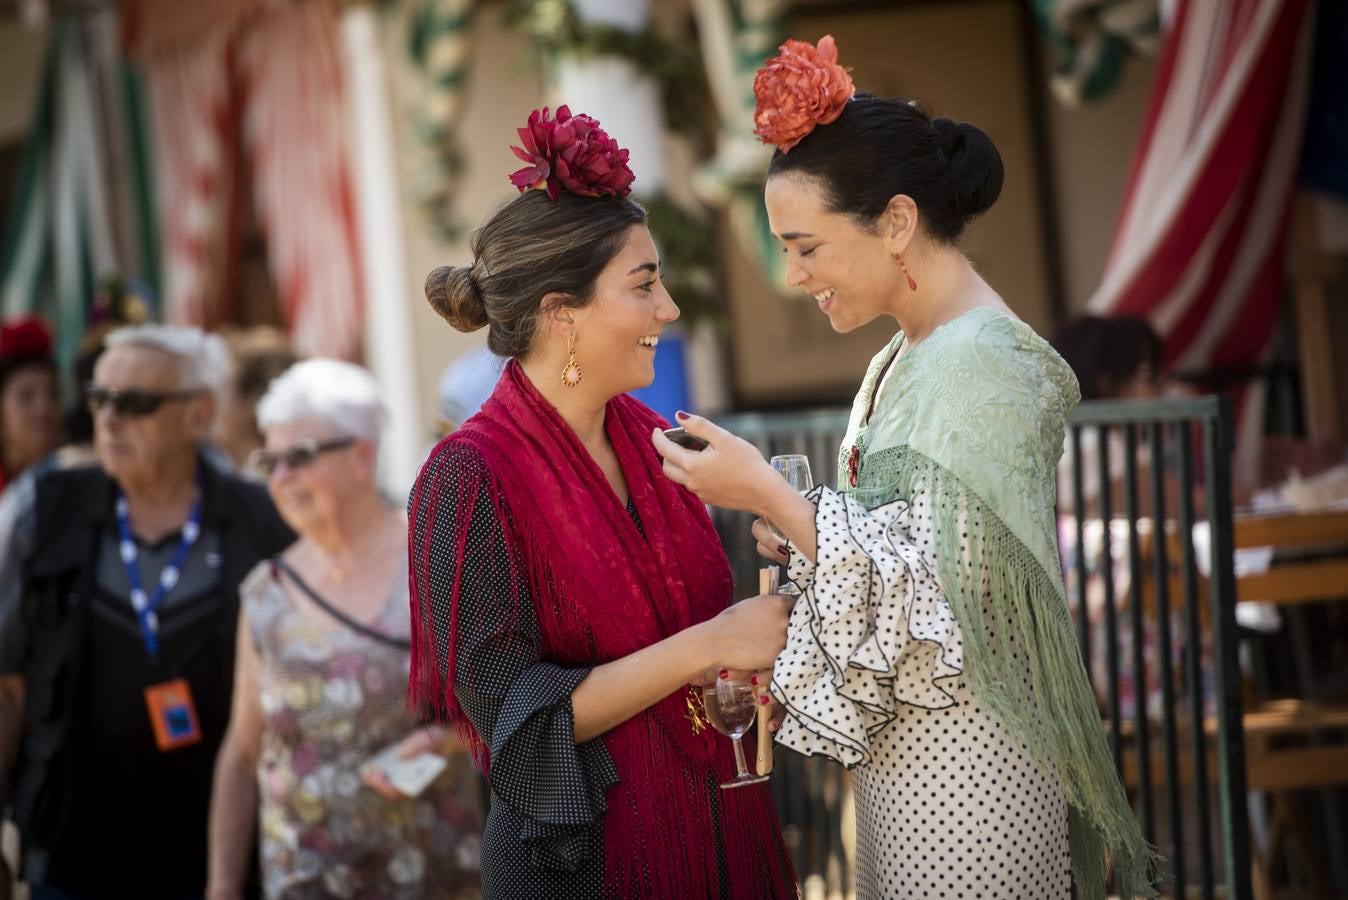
[
  {"xmin": 712, "ymin": 395, "xmax": 1251, "ymax": 899},
  {"xmin": 710, "ymin": 408, "xmax": 851, "ymax": 597},
  {"xmin": 712, "ymin": 408, "xmax": 853, "ymax": 897},
  {"xmin": 1066, "ymin": 396, "xmax": 1250, "ymax": 899}
]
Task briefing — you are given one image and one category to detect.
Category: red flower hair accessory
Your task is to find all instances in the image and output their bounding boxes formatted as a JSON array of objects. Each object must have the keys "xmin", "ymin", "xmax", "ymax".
[
  {"xmin": 0, "ymin": 317, "xmax": 54, "ymax": 362},
  {"xmin": 509, "ymin": 105, "xmax": 636, "ymax": 201},
  {"xmin": 753, "ymin": 35, "xmax": 855, "ymax": 153}
]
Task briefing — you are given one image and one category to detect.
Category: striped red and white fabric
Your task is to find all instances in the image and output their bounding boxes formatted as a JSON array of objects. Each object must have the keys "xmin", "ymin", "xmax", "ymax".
[
  {"xmin": 123, "ymin": 0, "xmax": 272, "ymax": 59},
  {"xmin": 145, "ymin": 37, "xmax": 237, "ymax": 333},
  {"xmin": 1087, "ymin": 0, "xmax": 1316, "ymax": 436},
  {"xmin": 135, "ymin": 0, "xmax": 363, "ymax": 359},
  {"xmin": 237, "ymin": 0, "xmax": 364, "ymax": 359}
]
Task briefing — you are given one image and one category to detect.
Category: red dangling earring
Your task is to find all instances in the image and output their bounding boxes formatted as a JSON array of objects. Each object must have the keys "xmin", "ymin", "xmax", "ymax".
[{"xmin": 896, "ymin": 254, "xmax": 917, "ymax": 292}]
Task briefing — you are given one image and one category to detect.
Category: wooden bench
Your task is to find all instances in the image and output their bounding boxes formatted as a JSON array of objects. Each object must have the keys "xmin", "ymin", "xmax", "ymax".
[
  {"xmin": 1107, "ymin": 509, "xmax": 1348, "ymax": 897},
  {"xmin": 1215, "ymin": 510, "xmax": 1347, "ymax": 899}
]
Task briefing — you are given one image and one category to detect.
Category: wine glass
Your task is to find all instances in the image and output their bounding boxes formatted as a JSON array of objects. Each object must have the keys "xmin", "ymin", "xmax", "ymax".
[
  {"xmin": 701, "ymin": 671, "xmax": 770, "ymax": 789},
  {"xmin": 765, "ymin": 454, "xmax": 813, "ymax": 597}
]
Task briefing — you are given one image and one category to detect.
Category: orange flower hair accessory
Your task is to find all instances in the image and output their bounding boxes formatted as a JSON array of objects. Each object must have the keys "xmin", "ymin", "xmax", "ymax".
[{"xmin": 753, "ymin": 35, "xmax": 855, "ymax": 153}]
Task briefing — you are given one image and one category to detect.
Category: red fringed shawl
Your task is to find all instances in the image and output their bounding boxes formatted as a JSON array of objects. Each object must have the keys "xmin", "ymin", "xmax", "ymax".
[{"xmin": 408, "ymin": 361, "xmax": 794, "ymax": 898}]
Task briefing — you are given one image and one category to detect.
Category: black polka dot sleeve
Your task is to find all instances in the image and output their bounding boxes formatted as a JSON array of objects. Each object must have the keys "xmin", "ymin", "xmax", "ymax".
[
  {"xmin": 415, "ymin": 442, "xmax": 618, "ymax": 882},
  {"xmin": 770, "ymin": 485, "xmax": 965, "ymax": 768}
]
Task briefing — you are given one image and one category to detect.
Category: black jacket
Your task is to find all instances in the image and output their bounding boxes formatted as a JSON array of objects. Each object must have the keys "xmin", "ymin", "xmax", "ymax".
[{"xmin": 11, "ymin": 457, "xmax": 294, "ymax": 896}]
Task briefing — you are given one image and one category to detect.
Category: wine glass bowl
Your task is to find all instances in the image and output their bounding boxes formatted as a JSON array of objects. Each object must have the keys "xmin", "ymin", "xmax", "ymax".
[
  {"xmin": 701, "ymin": 672, "xmax": 770, "ymax": 789},
  {"xmin": 704, "ymin": 677, "xmax": 756, "ymax": 736}
]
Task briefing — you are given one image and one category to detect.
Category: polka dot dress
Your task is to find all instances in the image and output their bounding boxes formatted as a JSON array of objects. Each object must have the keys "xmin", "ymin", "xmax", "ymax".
[{"xmin": 772, "ymin": 486, "xmax": 1071, "ymax": 899}]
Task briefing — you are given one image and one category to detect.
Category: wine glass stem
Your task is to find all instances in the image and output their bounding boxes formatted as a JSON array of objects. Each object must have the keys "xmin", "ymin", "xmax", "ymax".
[{"xmin": 732, "ymin": 735, "xmax": 750, "ymax": 777}]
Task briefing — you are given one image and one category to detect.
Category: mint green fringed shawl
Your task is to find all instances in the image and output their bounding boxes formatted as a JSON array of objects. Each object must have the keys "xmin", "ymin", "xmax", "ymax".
[{"xmin": 842, "ymin": 308, "xmax": 1157, "ymax": 899}]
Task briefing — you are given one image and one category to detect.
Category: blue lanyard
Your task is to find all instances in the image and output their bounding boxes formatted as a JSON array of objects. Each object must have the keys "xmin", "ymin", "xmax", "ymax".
[{"xmin": 114, "ymin": 472, "xmax": 204, "ymax": 659}]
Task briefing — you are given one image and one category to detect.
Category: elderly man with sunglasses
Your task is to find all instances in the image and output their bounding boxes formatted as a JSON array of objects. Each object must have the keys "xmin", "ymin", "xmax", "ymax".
[{"xmin": 0, "ymin": 324, "xmax": 294, "ymax": 900}]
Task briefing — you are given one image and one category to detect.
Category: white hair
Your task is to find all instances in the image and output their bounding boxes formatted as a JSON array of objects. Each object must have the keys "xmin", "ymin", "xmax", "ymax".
[
  {"xmin": 256, "ymin": 358, "xmax": 388, "ymax": 446},
  {"xmin": 104, "ymin": 324, "xmax": 231, "ymax": 396}
]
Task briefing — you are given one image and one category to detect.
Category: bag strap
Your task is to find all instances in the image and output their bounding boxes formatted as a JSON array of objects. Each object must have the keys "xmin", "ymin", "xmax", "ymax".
[{"xmin": 271, "ymin": 557, "xmax": 411, "ymax": 651}]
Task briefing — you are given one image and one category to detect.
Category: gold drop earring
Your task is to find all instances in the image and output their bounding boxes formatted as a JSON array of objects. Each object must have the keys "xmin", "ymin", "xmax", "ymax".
[{"xmin": 561, "ymin": 334, "xmax": 582, "ymax": 387}]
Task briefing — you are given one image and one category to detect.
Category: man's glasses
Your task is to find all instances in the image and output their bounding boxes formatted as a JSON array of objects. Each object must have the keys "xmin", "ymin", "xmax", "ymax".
[
  {"xmin": 86, "ymin": 385, "xmax": 206, "ymax": 418},
  {"xmin": 248, "ymin": 437, "xmax": 357, "ymax": 478}
]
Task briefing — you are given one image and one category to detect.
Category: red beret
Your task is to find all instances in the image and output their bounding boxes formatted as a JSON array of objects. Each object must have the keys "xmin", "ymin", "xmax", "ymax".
[{"xmin": 0, "ymin": 317, "xmax": 54, "ymax": 362}]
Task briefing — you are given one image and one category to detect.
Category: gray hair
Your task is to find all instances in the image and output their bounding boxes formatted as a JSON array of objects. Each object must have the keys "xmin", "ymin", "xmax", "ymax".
[
  {"xmin": 104, "ymin": 324, "xmax": 231, "ymax": 396},
  {"xmin": 256, "ymin": 359, "xmax": 388, "ymax": 447}
]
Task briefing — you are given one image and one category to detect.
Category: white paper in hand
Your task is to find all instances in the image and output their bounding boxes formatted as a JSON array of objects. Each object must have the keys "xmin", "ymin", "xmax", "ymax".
[{"xmin": 364, "ymin": 742, "xmax": 448, "ymax": 797}]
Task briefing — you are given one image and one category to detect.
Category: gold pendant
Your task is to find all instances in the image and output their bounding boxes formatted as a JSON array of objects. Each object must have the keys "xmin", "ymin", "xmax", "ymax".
[
  {"xmin": 561, "ymin": 358, "xmax": 582, "ymax": 387},
  {"xmin": 561, "ymin": 336, "xmax": 582, "ymax": 387},
  {"xmin": 685, "ymin": 684, "xmax": 709, "ymax": 735}
]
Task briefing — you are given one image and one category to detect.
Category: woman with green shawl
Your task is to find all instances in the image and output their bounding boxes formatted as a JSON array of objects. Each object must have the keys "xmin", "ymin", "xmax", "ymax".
[{"xmin": 652, "ymin": 35, "xmax": 1156, "ymax": 900}]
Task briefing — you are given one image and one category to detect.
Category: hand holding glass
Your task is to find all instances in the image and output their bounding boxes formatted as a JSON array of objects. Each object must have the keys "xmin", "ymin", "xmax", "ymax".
[
  {"xmin": 764, "ymin": 455, "xmax": 813, "ymax": 596},
  {"xmin": 702, "ymin": 671, "xmax": 770, "ymax": 789}
]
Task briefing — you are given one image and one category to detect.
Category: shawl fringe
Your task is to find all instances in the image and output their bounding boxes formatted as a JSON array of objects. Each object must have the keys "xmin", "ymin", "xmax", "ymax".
[{"xmin": 849, "ymin": 445, "xmax": 1160, "ymax": 900}]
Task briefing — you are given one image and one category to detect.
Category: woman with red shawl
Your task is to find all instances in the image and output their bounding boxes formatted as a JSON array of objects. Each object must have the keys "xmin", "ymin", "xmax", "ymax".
[{"xmin": 407, "ymin": 107, "xmax": 798, "ymax": 899}]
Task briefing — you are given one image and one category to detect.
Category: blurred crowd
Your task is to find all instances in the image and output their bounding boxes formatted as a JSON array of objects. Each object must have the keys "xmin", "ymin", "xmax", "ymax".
[{"xmin": 0, "ymin": 303, "xmax": 486, "ymax": 900}]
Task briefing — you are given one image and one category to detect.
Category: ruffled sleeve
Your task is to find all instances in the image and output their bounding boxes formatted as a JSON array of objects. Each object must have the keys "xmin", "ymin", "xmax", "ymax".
[
  {"xmin": 770, "ymin": 484, "xmax": 964, "ymax": 768},
  {"xmin": 410, "ymin": 442, "xmax": 618, "ymax": 870}
]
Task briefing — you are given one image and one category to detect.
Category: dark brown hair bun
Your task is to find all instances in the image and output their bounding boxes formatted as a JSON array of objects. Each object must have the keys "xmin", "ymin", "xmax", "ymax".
[{"xmin": 425, "ymin": 265, "xmax": 488, "ymax": 333}]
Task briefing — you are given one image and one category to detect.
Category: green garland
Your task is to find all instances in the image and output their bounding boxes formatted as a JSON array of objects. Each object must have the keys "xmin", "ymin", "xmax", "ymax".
[{"xmin": 402, "ymin": 0, "xmax": 476, "ymax": 239}]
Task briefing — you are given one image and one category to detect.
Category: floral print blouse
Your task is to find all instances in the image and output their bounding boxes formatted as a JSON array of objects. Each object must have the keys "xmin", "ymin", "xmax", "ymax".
[{"xmin": 242, "ymin": 561, "xmax": 483, "ymax": 899}]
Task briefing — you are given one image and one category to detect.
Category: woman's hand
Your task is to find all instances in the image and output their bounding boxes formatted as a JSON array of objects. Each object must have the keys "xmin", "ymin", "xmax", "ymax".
[
  {"xmin": 752, "ymin": 518, "xmax": 789, "ymax": 564},
  {"xmin": 748, "ymin": 669, "xmax": 786, "ymax": 734},
  {"xmin": 703, "ymin": 593, "xmax": 793, "ymax": 672},
  {"xmin": 652, "ymin": 413, "xmax": 785, "ymax": 515},
  {"xmin": 361, "ymin": 725, "xmax": 451, "ymax": 799},
  {"xmin": 765, "ymin": 697, "xmax": 786, "ymax": 734}
]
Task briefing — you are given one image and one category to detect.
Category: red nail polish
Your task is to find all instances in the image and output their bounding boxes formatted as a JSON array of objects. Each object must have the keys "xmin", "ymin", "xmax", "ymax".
[
  {"xmin": 718, "ymin": 669, "xmax": 728, "ymax": 680},
  {"xmin": 759, "ymin": 694, "xmax": 772, "ymax": 705},
  {"xmin": 778, "ymin": 544, "xmax": 789, "ymax": 555},
  {"xmin": 750, "ymin": 675, "xmax": 759, "ymax": 685},
  {"xmin": 675, "ymin": 410, "xmax": 689, "ymax": 420}
]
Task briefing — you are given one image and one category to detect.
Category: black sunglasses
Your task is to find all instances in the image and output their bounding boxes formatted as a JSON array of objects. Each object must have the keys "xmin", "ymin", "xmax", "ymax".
[
  {"xmin": 86, "ymin": 385, "xmax": 206, "ymax": 418},
  {"xmin": 248, "ymin": 437, "xmax": 357, "ymax": 478}
]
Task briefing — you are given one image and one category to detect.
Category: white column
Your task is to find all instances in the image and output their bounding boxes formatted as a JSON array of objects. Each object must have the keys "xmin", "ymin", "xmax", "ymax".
[
  {"xmin": 341, "ymin": 7, "xmax": 422, "ymax": 495},
  {"xmin": 554, "ymin": 0, "xmax": 666, "ymax": 194}
]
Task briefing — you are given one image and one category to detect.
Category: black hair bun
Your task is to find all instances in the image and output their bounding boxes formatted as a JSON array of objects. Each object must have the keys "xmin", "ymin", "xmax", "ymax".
[{"xmin": 933, "ymin": 117, "xmax": 1003, "ymax": 227}]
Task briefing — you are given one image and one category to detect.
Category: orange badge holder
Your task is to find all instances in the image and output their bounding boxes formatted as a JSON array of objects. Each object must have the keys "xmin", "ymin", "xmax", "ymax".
[{"xmin": 144, "ymin": 678, "xmax": 202, "ymax": 751}]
